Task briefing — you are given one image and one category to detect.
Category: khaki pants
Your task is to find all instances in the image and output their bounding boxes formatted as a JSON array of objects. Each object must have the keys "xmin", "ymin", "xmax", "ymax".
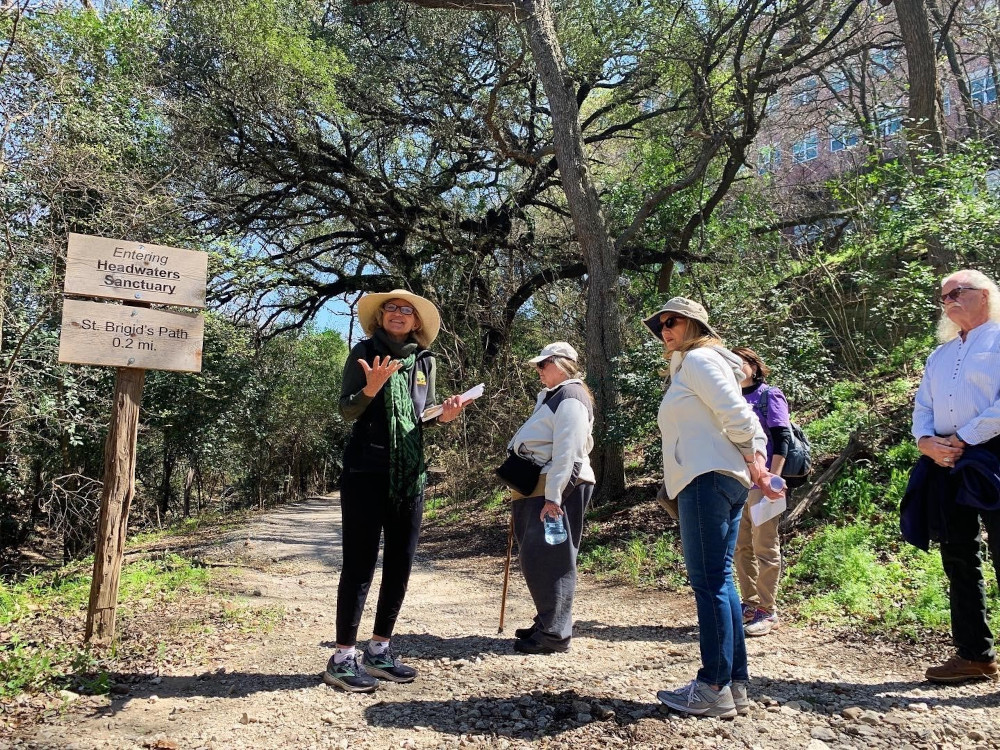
[{"xmin": 735, "ymin": 489, "xmax": 782, "ymax": 615}]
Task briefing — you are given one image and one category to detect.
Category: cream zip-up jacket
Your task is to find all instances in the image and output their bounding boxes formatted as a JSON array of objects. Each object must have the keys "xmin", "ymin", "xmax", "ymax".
[
  {"xmin": 508, "ymin": 379, "xmax": 595, "ymax": 505},
  {"xmin": 658, "ymin": 346, "xmax": 768, "ymax": 500}
]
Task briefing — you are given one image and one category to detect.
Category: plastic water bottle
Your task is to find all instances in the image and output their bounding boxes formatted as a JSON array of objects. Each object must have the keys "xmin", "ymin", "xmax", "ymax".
[
  {"xmin": 768, "ymin": 475, "xmax": 786, "ymax": 492},
  {"xmin": 543, "ymin": 515, "xmax": 568, "ymax": 545}
]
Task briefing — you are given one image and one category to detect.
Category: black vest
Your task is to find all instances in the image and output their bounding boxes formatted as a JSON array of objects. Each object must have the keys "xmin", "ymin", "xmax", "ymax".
[{"xmin": 343, "ymin": 338, "xmax": 434, "ymax": 474}]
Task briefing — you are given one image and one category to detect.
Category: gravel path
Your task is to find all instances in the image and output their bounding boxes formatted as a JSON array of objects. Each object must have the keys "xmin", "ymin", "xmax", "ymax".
[{"xmin": 11, "ymin": 496, "xmax": 1000, "ymax": 750}]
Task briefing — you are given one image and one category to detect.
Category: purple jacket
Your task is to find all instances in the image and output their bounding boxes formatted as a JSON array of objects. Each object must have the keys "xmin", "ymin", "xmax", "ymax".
[{"xmin": 742, "ymin": 382, "xmax": 792, "ymax": 466}]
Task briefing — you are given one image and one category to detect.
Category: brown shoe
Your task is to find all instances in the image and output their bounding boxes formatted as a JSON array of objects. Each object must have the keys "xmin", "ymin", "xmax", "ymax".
[{"xmin": 925, "ymin": 655, "xmax": 1000, "ymax": 684}]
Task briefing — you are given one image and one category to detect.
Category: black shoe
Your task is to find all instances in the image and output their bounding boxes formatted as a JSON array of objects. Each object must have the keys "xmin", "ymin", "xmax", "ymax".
[
  {"xmin": 514, "ymin": 624, "xmax": 537, "ymax": 640},
  {"xmin": 513, "ymin": 637, "xmax": 565, "ymax": 655},
  {"xmin": 362, "ymin": 644, "xmax": 417, "ymax": 683},
  {"xmin": 323, "ymin": 652, "xmax": 379, "ymax": 693}
]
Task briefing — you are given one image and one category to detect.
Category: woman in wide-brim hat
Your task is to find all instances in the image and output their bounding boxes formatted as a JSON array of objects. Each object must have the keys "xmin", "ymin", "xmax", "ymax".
[
  {"xmin": 323, "ymin": 289, "xmax": 465, "ymax": 694},
  {"xmin": 642, "ymin": 296, "xmax": 783, "ymax": 718}
]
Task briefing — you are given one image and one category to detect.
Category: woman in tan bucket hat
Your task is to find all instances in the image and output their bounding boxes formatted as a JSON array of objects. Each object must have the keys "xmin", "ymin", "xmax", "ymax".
[
  {"xmin": 642, "ymin": 297, "xmax": 782, "ymax": 718},
  {"xmin": 323, "ymin": 290, "xmax": 467, "ymax": 693}
]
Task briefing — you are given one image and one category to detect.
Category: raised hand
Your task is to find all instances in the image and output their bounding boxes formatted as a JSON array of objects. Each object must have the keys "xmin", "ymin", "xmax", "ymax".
[{"xmin": 359, "ymin": 356, "xmax": 403, "ymax": 397}]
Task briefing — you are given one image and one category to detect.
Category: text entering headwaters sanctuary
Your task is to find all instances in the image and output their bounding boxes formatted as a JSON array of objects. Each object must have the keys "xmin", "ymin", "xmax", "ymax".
[{"xmin": 64, "ymin": 233, "xmax": 208, "ymax": 308}]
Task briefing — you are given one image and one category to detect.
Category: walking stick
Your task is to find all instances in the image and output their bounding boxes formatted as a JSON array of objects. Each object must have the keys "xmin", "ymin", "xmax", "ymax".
[{"xmin": 498, "ymin": 512, "xmax": 514, "ymax": 634}]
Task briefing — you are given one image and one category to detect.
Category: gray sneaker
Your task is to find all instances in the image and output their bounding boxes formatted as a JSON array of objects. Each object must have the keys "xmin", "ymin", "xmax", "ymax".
[
  {"xmin": 362, "ymin": 644, "xmax": 417, "ymax": 683},
  {"xmin": 657, "ymin": 679, "xmax": 737, "ymax": 718},
  {"xmin": 731, "ymin": 680, "xmax": 750, "ymax": 715},
  {"xmin": 745, "ymin": 609, "xmax": 778, "ymax": 637},
  {"xmin": 322, "ymin": 652, "xmax": 378, "ymax": 693}
]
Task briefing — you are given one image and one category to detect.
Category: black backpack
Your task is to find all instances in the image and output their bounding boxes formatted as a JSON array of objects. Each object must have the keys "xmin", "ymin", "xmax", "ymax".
[{"xmin": 757, "ymin": 385, "xmax": 813, "ymax": 481}]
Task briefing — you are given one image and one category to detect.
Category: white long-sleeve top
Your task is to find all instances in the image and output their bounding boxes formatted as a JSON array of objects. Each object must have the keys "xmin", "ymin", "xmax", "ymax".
[
  {"xmin": 508, "ymin": 379, "xmax": 595, "ymax": 505},
  {"xmin": 658, "ymin": 346, "xmax": 768, "ymax": 499},
  {"xmin": 912, "ymin": 321, "xmax": 1000, "ymax": 446}
]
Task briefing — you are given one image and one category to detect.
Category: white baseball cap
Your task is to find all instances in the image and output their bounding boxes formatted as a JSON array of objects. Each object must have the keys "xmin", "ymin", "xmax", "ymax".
[{"xmin": 527, "ymin": 341, "xmax": 579, "ymax": 364}]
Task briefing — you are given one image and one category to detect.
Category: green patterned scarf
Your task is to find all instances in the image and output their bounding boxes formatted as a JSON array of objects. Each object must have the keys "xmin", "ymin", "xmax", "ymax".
[{"xmin": 385, "ymin": 353, "xmax": 426, "ymax": 501}]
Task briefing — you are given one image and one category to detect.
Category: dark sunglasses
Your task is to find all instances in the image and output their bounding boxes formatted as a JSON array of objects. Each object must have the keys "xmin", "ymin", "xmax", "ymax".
[
  {"xmin": 653, "ymin": 315, "xmax": 684, "ymax": 334},
  {"xmin": 383, "ymin": 302, "xmax": 415, "ymax": 315},
  {"xmin": 940, "ymin": 287, "xmax": 980, "ymax": 305},
  {"xmin": 535, "ymin": 358, "xmax": 552, "ymax": 370}
]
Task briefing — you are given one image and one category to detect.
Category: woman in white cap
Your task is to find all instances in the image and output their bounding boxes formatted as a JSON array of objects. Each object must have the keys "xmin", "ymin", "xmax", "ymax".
[
  {"xmin": 323, "ymin": 290, "xmax": 466, "ymax": 693},
  {"xmin": 505, "ymin": 342, "xmax": 595, "ymax": 654},
  {"xmin": 643, "ymin": 297, "xmax": 782, "ymax": 718}
]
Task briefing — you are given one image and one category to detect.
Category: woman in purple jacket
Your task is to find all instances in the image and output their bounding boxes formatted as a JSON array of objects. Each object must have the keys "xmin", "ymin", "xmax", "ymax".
[{"xmin": 732, "ymin": 347, "xmax": 793, "ymax": 637}]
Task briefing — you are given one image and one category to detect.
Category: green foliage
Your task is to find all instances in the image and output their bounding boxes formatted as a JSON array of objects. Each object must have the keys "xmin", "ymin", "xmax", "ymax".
[
  {"xmin": 579, "ymin": 531, "xmax": 685, "ymax": 587},
  {"xmin": 0, "ymin": 636, "xmax": 102, "ymax": 700},
  {"xmin": 783, "ymin": 520, "xmax": 967, "ymax": 638},
  {"xmin": 803, "ymin": 386, "xmax": 871, "ymax": 457},
  {"xmin": 0, "ymin": 554, "xmax": 209, "ymax": 698},
  {"xmin": 0, "ymin": 555, "xmax": 209, "ymax": 627}
]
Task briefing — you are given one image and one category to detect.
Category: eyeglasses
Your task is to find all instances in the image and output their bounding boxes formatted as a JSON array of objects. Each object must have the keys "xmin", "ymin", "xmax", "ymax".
[
  {"xmin": 940, "ymin": 287, "xmax": 980, "ymax": 305},
  {"xmin": 383, "ymin": 302, "xmax": 415, "ymax": 315},
  {"xmin": 535, "ymin": 359, "xmax": 552, "ymax": 370}
]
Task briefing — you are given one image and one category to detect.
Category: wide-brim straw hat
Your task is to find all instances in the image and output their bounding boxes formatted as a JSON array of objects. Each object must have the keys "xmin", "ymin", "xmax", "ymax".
[
  {"xmin": 642, "ymin": 296, "xmax": 722, "ymax": 340},
  {"xmin": 357, "ymin": 289, "xmax": 441, "ymax": 348}
]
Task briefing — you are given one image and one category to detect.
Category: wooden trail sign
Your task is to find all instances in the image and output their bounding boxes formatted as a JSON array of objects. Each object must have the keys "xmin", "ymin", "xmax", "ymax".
[
  {"xmin": 65, "ymin": 232, "xmax": 207, "ymax": 308},
  {"xmin": 59, "ymin": 299, "xmax": 204, "ymax": 373},
  {"xmin": 59, "ymin": 233, "xmax": 209, "ymax": 644}
]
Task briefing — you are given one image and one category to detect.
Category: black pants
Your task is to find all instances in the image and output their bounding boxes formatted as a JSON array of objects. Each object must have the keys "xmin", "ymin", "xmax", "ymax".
[
  {"xmin": 511, "ymin": 482, "xmax": 593, "ymax": 650},
  {"xmin": 940, "ymin": 501, "xmax": 1000, "ymax": 662},
  {"xmin": 335, "ymin": 470, "xmax": 423, "ymax": 646}
]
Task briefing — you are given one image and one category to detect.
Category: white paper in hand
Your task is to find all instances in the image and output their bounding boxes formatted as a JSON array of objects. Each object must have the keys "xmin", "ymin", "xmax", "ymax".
[
  {"xmin": 749, "ymin": 492, "xmax": 786, "ymax": 527},
  {"xmin": 420, "ymin": 383, "xmax": 486, "ymax": 422}
]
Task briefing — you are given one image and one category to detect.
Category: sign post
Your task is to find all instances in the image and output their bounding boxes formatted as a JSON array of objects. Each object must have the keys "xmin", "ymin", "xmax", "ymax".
[{"xmin": 58, "ymin": 234, "xmax": 207, "ymax": 644}]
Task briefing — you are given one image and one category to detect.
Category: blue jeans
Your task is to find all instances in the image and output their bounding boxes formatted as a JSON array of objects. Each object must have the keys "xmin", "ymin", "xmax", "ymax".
[{"xmin": 678, "ymin": 471, "xmax": 749, "ymax": 686}]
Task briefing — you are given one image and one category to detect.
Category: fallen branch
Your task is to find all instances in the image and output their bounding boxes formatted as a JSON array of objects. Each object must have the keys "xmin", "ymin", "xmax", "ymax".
[{"xmin": 780, "ymin": 431, "xmax": 865, "ymax": 531}]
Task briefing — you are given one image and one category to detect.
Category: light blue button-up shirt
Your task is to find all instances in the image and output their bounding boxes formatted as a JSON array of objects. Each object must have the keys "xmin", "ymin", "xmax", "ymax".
[{"xmin": 912, "ymin": 320, "xmax": 1000, "ymax": 445}]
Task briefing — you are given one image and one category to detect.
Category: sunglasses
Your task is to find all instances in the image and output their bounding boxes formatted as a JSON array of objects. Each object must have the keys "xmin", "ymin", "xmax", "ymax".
[
  {"xmin": 940, "ymin": 287, "xmax": 980, "ymax": 305},
  {"xmin": 535, "ymin": 358, "xmax": 552, "ymax": 370},
  {"xmin": 383, "ymin": 302, "xmax": 415, "ymax": 315},
  {"xmin": 653, "ymin": 315, "xmax": 685, "ymax": 334}
]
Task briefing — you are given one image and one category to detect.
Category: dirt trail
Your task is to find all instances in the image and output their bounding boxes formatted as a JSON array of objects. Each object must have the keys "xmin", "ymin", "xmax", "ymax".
[{"xmin": 12, "ymin": 496, "xmax": 1000, "ymax": 750}]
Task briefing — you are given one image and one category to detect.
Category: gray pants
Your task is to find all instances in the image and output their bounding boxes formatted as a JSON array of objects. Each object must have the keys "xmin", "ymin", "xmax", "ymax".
[{"xmin": 511, "ymin": 482, "xmax": 593, "ymax": 651}]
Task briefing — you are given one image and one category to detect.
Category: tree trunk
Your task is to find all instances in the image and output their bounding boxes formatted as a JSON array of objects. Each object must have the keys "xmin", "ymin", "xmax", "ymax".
[
  {"xmin": 85, "ymin": 366, "xmax": 145, "ymax": 644},
  {"xmin": 159, "ymin": 444, "xmax": 174, "ymax": 518},
  {"xmin": 29, "ymin": 458, "xmax": 43, "ymax": 521},
  {"xmin": 183, "ymin": 465, "xmax": 195, "ymax": 517},
  {"xmin": 895, "ymin": 0, "xmax": 951, "ymax": 272},
  {"xmin": 521, "ymin": 0, "xmax": 625, "ymax": 501}
]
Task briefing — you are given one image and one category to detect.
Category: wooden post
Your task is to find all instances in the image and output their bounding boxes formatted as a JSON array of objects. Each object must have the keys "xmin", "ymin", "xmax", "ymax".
[{"xmin": 84, "ymin": 365, "xmax": 146, "ymax": 644}]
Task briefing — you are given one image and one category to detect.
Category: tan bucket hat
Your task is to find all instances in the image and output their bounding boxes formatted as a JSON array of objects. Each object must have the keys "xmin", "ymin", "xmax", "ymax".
[
  {"xmin": 642, "ymin": 296, "xmax": 721, "ymax": 340},
  {"xmin": 357, "ymin": 289, "xmax": 441, "ymax": 348}
]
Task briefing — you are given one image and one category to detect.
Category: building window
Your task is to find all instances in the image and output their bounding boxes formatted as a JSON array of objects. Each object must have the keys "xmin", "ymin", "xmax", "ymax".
[
  {"xmin": 764, "ymin": 93, "xmax": 781, "ymax": 113},
  {"xmin": 792, "ymin": 131, "xmax": 819, "ymax": 163},
  {"xmin": 870, "ymin": 49, "xmax": 898, "ymax": 76},
  {"xmin": 942, "ymin": 87, "xmax": 952, "ymax": 116},
  {"xmin": 757, "ymin": 144, "xmax": 782, "ymax": 174},
  {"xmin": 876, "ymin": 108, "xmax": 904, "ymax": 137},
  {"xmin": 970, "ymin": 69, "xmax": 997, "ymax": 106},
  {"xmin": 793, "ymin": 77, "xmax": 819, "ymax": 106},
  {"xmin": 827, "ymin": 70, "xmax": 850, "ymax": 94},
  {"xmin": 830, "ymin": 125, "xmax": 860, "ymax": 152}
]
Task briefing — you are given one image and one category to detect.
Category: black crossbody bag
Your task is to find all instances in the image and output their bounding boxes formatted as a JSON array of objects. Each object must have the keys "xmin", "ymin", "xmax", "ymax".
[
  {"xmin": 496, "ymin": 389, "xmax": 561, "ymax": 495},
  {"xmin": 495, "ymin": 452, "xmax": 542, "ymax": 495}
]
